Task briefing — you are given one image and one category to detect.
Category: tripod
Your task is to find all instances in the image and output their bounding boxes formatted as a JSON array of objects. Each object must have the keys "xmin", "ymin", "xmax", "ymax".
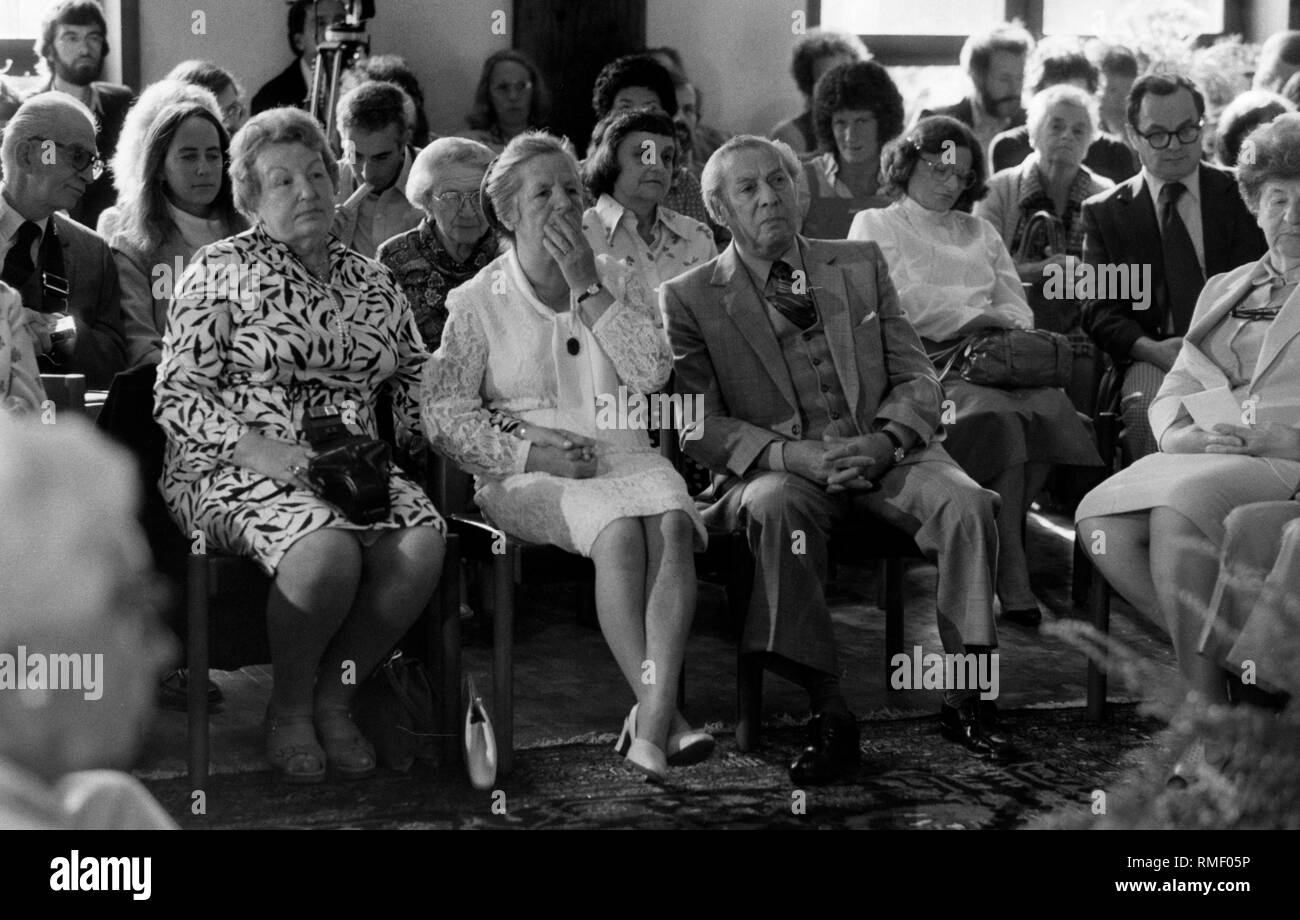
[{"xmin": 308, "ymin": 22, "xmax": 370, "ymax": 143}]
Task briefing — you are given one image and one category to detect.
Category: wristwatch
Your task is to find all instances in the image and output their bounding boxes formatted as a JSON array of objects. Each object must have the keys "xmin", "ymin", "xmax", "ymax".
[
  {"xmin": 576, "ymin": 281, "xmax": 605, "ymax": 304},
  {"xmin": 880, "ymin": 427, "xmax": 906, "ymax": 464}
]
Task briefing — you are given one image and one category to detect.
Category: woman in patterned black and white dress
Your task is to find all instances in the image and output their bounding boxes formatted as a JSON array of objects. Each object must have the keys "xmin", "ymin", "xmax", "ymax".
[
  {"xmin": 154, "ymin": 108, "xmax": 445, "ymax": 783},
  {"xmin": 423, "ymin": 132, "xmax": 713, "ymax": 782}
]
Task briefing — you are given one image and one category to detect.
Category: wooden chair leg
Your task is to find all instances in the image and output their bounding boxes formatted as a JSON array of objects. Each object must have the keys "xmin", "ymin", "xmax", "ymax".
[
  {"xmin": 736, "ymin": 650, "xmax": 763, "ymax": 751},
  {"xmin": 186, "ymin": 552, "xmax": 210, "ymax": 790},
  {"xmin": 885, "ymin": 555, "xmax": 904, "ymax": 691},
  {"xmin": 493, "ymin": 543, "xmax": 514, "ymax": 776},
  {"xmin": 431, "ymin": 534, "xmax": 462, "ymax": 767},
  {"xmin": 1071, "ymin": 533, "xmax": 1092, "ymax": 609},
  {"xmin": 1086, "ymin": 563, "xmax": 1110, "ymax": 723}
]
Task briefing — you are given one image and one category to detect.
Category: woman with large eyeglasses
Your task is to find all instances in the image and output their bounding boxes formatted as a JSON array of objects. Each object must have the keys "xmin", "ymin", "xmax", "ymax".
[
  {"xmin": 464, "ymin": 50, "xmax": 552, "ymax": 153},
  {"xmin": 850, "ymin": 116, "xmax": 1100, "ymax": 628},
  {"xmin": 376, "ymin": 137, "xmax": 499, "ymax": 351}
]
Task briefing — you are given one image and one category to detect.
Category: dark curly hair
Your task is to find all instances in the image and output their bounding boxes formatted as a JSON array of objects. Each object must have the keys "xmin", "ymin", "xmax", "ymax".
[
  {"xmin": 791, "ymin": 32, "xmax": 868, "ymax": 97},
  {"xmin": 1236, "ymin": 112, "xmax": 1300, "ymax": 214},
  {"xmin": 880, "ymin": 116, "xmax": 988, "ymax": 213},
  {"xmin": 812, "ymin": 61, "xmax": 904, "ymax": 159},
  {"xmin": 591, "ymin": 55, "xmax": 677, "ymax": 119},
  {"xmin": 583, "ymin": 109, "xmax": 678, "ymax": 200}
]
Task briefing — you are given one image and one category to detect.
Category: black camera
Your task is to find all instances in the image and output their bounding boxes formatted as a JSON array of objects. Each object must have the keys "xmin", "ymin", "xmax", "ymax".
[{"xmin": 302, "ymin": 404, "xmax": 392, "ymax": 525}]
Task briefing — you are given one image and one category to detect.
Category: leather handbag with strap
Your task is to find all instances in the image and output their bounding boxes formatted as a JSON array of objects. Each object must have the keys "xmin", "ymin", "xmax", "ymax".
[
  {"xmin": 935, "ymin": 327, "xmax": 1074, "ymax": 390},
  {"xmin": 354, "ymin": 650, "xmax": 442, "ymax": 772}
]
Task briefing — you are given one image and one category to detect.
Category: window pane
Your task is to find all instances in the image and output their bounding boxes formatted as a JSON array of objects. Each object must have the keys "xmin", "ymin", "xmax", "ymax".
[
  {"xmin": 821, "ymin": 0, "xmax": 1007, "ymax": 36},
  {"xmin": 1044, "ymin": 0, "xmax": 1223, "ymax": 36},
  {"xmin": 0, "ymin": 3, "xmax": 45, "ymax": 38}
]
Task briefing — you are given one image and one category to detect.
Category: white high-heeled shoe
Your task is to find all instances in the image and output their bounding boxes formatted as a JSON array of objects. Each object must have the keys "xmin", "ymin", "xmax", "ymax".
[
  {"xmin": 463, "ymin": 675, "xmax": 498, "ymax": 791},
  {"xmin": 614, "ymin": 704, "xmax": 667, "ymax": 783},
  {"xmin": 615, "ymin": 704, "xmax": 715, "ymax": 767}
]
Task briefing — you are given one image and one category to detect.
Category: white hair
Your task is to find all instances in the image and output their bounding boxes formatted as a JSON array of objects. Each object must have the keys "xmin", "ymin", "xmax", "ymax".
[
  {"xmin": 1026, "ymin": 83, "xmax": 1098, "ymax": 150},
  {"xmin": 0, "ymin": 93, "xmax": 96, "ymax": 180},
  {"xmin": 700, "ymin": 134, "xmax": 800, "ymax": 225},
  {"xmin": 406, "ymin": 136, "xmax": 495, "ymax": 212}
]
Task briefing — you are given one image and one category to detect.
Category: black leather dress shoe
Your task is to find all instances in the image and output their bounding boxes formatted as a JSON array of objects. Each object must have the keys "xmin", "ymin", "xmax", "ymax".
[
  {"xmin": 158, "ymin": 668, "xmax": 224, "ymax": 713},
  {"xmin": 939, "ymin": 699, "xmax": 1016, "ymax": 759},
  {"xmin": 789, "ymin": 711, "xmax": 861, "ymax": 785}
]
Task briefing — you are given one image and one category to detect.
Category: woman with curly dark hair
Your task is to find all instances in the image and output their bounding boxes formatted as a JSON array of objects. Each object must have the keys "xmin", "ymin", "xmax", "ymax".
[
  {"xmin": 799, "ymin": 60, "xmax": 903, "ymax": 239},
  {"xmin": 465, "ymin": 49, "xmax": 551, "ymax": 152}
]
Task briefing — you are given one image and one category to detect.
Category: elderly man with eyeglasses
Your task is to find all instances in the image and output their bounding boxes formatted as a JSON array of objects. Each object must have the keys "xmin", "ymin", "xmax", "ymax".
[
  {"xmin": 0, "ymin": 93, "xmax": 126, "ymax": 390},
  {"xmin": 1081, "ymin": 73, "xmax": 1266, "ymax": 461}
]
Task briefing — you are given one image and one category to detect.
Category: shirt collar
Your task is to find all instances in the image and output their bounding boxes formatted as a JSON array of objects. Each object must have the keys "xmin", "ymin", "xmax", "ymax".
[
  {"xmin": 0, "ymin": 186, "xmax": 51, "ymax": 247},
  {"xmin": 1142, "ymin": 163, "xmax": 1201, "ymax": 208},
  {"xmin": 736, "ymin": 236, "xmax": 804, "ymax": 289},
  {"xmin": 593, "ymin": 193, "xmax": 695, "ymax": 247}
]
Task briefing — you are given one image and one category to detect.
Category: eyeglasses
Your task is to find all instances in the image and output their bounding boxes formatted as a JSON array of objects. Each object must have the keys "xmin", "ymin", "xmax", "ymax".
[
  {"xmin": 492, "ymin": 80, "xmax": 533, "ymax": 97},
  {"xmin": 1135, "ymin": 120, "xmax": 1203, "ymax": 150},
  {"xmin": 917, "ymin": 156, "xmax": 976, "ymax": 190},
  {"xmin": 432, "ymin": 190, "xmax": 483, "ymax": 211},
  {"xmin": 31, "ymin": 137, "xmax": 104, "ymax": 179}
]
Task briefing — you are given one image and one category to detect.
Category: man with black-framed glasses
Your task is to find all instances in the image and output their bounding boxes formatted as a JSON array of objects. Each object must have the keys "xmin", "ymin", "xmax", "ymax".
[
  {"xmin": 30, "ymin": 0, "xmax": 134, "ymax": 231},
  {"xmin": 0, "ymin": 94, "xmax": 126, "ymax": 390},
  {"xmin": 1081, "ymin": 73, "xmax": 1265, "ymax": 461}
]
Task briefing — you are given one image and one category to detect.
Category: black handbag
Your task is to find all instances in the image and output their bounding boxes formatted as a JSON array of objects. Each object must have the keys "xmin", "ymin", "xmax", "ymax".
[
  {"xmin": 937, "ymin": 328, "xmax": 1074, "ymax": 389},
  {"xmin": 354, "ymin": 650, "xmax": 442, "ymax": 772}
]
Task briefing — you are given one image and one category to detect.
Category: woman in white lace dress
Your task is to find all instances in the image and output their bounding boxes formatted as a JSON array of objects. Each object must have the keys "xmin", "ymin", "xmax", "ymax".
[{"xmin": 423, "ymin": 132, "xmax": 713, "ymax": 782}]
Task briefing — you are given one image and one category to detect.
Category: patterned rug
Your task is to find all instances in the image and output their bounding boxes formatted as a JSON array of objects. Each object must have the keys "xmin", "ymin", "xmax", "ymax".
[{"xmin": 144, "ymin": 704, "xmax": 1161, "ymax": 829}]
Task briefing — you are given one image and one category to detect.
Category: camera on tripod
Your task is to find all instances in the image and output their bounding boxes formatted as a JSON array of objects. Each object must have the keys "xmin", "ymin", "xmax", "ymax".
[
  {"xmin": 308, "ymin": 0, "xmax": 378, "ymax": 139},
  {"xmin": 301, "ymin": 404, "xmax": 392, "ymax": 525}
]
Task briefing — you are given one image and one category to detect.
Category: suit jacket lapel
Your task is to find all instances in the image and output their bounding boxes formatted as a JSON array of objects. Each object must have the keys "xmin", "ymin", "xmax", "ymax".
[
  {"xmin": 803, "ymin": 240, "xmax": 860, "ymax": 415},
  {"xmin": 1121, "ymin": 175, "xmax": 1162, "ymax": 268},
  {"xmin": 714, "ymin": 244, "xmax": 798, "ymax": 412}
]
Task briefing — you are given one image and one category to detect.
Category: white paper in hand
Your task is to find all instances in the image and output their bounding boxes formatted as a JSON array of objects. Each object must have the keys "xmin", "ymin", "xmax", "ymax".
[{"xmin": 1182, "ymin": 386, "xmax": 1243, "ymax": 431}]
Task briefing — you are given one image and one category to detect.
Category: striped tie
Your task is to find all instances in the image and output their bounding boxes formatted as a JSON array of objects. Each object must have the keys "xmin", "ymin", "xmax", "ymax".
[{"xmin": 766, "ymin": 259, "xmax": 817, "ymax": 329}]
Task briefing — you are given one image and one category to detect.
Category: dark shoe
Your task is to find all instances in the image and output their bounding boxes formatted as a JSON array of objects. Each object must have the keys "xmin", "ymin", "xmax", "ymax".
[
  {"xmin": 1002, "ymin": 606, "xmax": 1042, "ymax": 627},
  {"xmin": 939, "ymin": 699, "xmax": 1016, "ymax": 759},
  {"xmin": 158, "ymin": 668, "xmax": 224, "ymax": 713},
  {"xmin": 789, "ymin": 711, "xmax": 861, "ymax": 785}
]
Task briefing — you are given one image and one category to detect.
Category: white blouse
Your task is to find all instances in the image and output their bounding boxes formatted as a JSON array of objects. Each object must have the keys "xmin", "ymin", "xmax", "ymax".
[
  {"xmin": 581, "ymin": 194, "xmax": 716, "ymax": 301},
  {"xmin": 849, "ymin": 195, "xmax": 1032, "ymax": 342}
]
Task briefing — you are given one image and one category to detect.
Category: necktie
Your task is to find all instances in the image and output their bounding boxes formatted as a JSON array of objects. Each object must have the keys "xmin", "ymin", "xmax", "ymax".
[
  {"xmin": 766, "ymin": 259, "xmax": 817, "ymax": 330},
  {"xmin": 2, "ymin": 220, "xmax": 41, "ymax": 288},
  {"xmin": 1158, "ymin": 182, "xmax": 1204, "ymax": 334}
]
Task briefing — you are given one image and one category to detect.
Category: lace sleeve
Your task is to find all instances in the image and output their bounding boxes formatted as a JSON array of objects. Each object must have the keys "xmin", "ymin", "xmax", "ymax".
[
  {"xmin": 421, "ymin": 292, "xmax": 530, "ymax": 477},
  {"xmin": 589, "ymin": 257, "xmax": 673, "ymax": 394}
]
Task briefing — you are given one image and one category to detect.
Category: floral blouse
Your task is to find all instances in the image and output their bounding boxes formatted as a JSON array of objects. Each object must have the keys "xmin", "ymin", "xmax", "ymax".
[
  {"xmin": 581, "ymin": 194, "xmax": 716, "ymax": 300},
  {"xmin": 422, "ymin": 250, "xmax": 671, "ymax": 478},
  {"xmin": 0, "ymin": 283, "xmax": 44, "ymax": 416},
  {"xmin": 376, "ymin": 218, "xmax": 499, "ymax": 350}
]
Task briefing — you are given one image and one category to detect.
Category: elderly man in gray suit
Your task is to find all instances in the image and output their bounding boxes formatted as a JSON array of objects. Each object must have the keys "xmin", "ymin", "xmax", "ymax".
[
  {"xmin": 661, "ymin": 135, "xmax": 1012, "ymax": 783},
  {"xmin": 0, "ymin": 93, "xmax": 125, "ymax": 390}
]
